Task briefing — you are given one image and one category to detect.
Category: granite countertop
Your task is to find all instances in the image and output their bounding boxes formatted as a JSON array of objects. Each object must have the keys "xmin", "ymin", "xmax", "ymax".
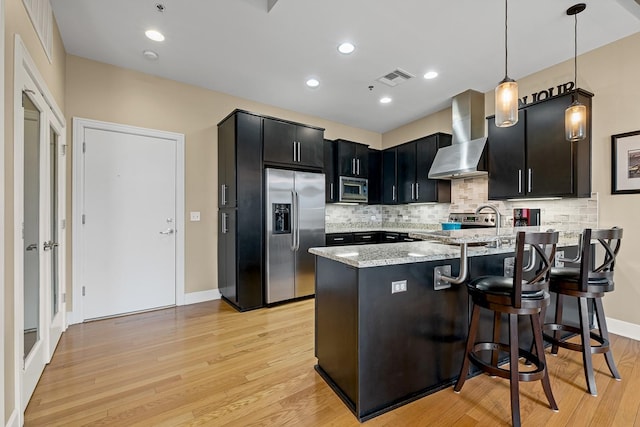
[
  {"xmin": 309, "ymin": 241, "xmax": 512, "ymax": 268},
  {"xmin": 409, "ymin": 226, "xmax": 581, "ymax": 246},
  {"xmin": 311, "ymin": 226, "xmax": 583, "ymax": 268}
]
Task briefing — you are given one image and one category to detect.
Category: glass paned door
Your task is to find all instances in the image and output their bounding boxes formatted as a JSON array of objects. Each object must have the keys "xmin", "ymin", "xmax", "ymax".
[{"xmin": 22, "ymin": 92, "xmax": 40, "ymax": 360}]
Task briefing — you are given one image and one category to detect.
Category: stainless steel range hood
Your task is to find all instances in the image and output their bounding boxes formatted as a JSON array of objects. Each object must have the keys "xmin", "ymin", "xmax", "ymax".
[{"xmin": 428, "ymin": 89, "xmax": 488, "ymax": 180}]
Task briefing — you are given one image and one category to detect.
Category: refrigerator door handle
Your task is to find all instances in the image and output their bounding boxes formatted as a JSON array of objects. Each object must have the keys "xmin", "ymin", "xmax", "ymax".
[
  {"xmin": 290, "ymin": 190, "xmax": 297, "ymax": 250},
  {"xmin": 294, "ymin": 190, "xmax": 301, "ymax": 251}
]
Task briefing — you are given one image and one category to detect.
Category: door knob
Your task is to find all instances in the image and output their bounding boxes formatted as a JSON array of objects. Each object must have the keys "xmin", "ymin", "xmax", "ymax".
[
  {"xmin": 159, "ymin": 229, "xmax": 175, "ymax": 235},
  {"xmin": 43, "ymin": 240, "xmax": 59, "ymax": 251},
  {"xmin": 26, "ymin": 243, "xmax": 38, "ymax": 251}
]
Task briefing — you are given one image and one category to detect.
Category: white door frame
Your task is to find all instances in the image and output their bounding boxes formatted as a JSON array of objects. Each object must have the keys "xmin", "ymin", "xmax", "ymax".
[
  {"xmin": 13, "ymin": 35, "xmax": 66, "ymax": 424},
  {"xmin": 1, "ymin": 0, "xmax": 5, "ymax": 424},
  {"xmin": 71, "ymin": 118, "xmax": 185, "ymax": 323}
]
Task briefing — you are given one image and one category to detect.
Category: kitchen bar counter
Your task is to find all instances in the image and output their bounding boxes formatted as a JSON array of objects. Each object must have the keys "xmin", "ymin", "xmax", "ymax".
[
  {"xmin": 312, "ymin": 226, "xmax": 583, "ymax": 421},
  {"xmin": 309, "ymin": 240, "xmax": 511, "ymax": 268},
  {"xmin": 312, "ymin": 226, "xmax": 580, "ymax": 268}
]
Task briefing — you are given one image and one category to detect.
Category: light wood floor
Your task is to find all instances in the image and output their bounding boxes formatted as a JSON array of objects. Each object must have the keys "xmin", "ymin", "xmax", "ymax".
[{"xmin": 25, "ymin": 299, "xmax": 640, "ymax": 426}]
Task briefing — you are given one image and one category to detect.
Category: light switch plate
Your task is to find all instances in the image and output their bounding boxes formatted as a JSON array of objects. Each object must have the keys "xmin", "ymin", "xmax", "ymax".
[{"xmin": 190, "ymin": 211, "xmax": 201, "ymax": 222}]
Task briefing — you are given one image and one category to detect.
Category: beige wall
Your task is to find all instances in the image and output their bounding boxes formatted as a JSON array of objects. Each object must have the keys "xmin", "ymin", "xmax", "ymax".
[
  {"xmin": 64, "ymin": 55, "xmax": 381, "ymax": 301},
  {"xmin": 4, "ymin": 0, "xmax": 67, "ymax": 421},
  {"xmin": 382, "ymin": 107, "xmax": 452, "ymax": 149}
]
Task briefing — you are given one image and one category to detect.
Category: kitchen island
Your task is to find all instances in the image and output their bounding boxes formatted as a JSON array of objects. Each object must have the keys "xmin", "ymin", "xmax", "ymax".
[{"xmin": 310, "ymin": 228, "xmax": 581, "ymax": 421}]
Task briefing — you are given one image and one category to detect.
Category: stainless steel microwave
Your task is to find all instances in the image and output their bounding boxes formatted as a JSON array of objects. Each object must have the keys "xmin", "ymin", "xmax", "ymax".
[{"xmin": 339, "ymin": 176, "xmax": 368, "ymax": 203}]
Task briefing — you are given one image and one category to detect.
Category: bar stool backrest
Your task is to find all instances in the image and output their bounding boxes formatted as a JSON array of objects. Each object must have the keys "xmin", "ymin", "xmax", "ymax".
[
  {"xmin": 513, "ymin": 231, "xmax": 559, "ymax": 308},
  {"xmin": 579, "ymin": 227, "xmax": 623, "ymax": 291}
]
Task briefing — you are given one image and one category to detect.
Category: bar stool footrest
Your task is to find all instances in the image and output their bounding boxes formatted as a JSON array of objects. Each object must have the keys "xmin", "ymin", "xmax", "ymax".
[
  {"xmin": 543, "ymin": 323, "xmax": 610, "ymax": 354},
  {"xmin": 468, "ymin": 342, "xmax": 546, "ymax": 382}
]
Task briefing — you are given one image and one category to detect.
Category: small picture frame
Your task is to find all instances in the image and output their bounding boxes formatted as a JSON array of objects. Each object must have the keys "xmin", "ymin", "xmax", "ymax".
[{"xmin": 611, "ymin": 130, "xmax": 640, "ymax": 194}]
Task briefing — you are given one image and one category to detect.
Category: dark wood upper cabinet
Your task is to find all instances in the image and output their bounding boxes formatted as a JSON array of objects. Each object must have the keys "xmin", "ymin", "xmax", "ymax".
[
  {"xmin": 487, "ymin": 90, "xmax": 592, "ymax": 200},
  {"xmin": 382, "ymin": 148, "xmax": 398, "ymax": 204},
  {"xmin": 395, "ymin": 133, "xmax": 452, "ymax": 203},
  {"xmin": 336, "ymin": 139, "xmax": 369, "ymax": 178},
  {"xmin": 367, "ymin": 149, "xmax": 382, "ymax": 204},
  {"xmin": 324, "ymin": 139, "xmax": 338, "ymax": 203},
  {"xmin": 263, "ymin": 117, "xmax": 324, "ymax": 169}
]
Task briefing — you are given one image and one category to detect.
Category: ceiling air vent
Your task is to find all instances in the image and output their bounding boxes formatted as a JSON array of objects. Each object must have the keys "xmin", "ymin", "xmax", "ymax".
[{"xmin": 377, "ymin": 68, "xmax": 415, "ymax": 87}]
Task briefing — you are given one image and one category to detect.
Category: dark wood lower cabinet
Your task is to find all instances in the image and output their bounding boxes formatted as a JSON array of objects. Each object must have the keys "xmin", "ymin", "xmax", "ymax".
[{"xmin": 315, "ymin": 256, "xmax": 466, "ymax": 421}]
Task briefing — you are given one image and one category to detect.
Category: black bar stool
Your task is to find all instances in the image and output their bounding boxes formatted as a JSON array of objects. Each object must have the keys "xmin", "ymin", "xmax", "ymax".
[
  {"xmin": 454, "ymin": 231, "xmax": 559, "ymax": 427},
  {"xmin": 543, "ymin": 227, "xmax": 623, "ymax": 396}
]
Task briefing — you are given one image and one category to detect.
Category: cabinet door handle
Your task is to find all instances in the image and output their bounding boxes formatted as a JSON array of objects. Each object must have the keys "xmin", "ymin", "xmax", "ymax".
[
  {"xmin": 334, "ymin": 237, "xmax": 344, "ymax": 241},
  {"xmin": 392, "ymin": 185, "xmax": 396, "ymax": 201},
  {"xmin": 415, "ymin": 182, "xmax": 419, "ymax": 200},
  {"xmin": 528, "ymin": 168, "xmax": 532, "ymax": 193},
  {"xmin": 221, "ymin": 184, "xmax": 227, "ymax": 206},
  {"xmin": 297, "ymin": 141, "xmax": 301, "ymax": 162},
  {"xmin": 518, "ymin": 170, "xmax": 522, "ymax": 194},
  {"xmin": 330, "ymin": 183, "xmax": 334, "ymax": 200},
  {"xmin": 357, "ymin": 158, "xmax": 360, "ymax": 175},
  {"xmin": 411, "ymin": 183, "xmax": 415, "ymax": 200},
  {"xmin": 221, "ymin": 213, "xmax": 228, "ymax": 234},
  {"xmin": 293, "ymin": 141, "xmax": 297, "ymax": 162},
  {"xmin": 352, "ymin": 158, "xmax": 356, "ymax": 175}
]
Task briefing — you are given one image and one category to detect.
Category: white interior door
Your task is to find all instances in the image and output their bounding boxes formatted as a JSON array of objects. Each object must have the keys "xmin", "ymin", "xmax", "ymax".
[
  {"xmin": 81, "ymin": 127, "xmax": 178, "ymax": 320},
  {"xmin": 15, "ymin": 36, "xmax": 67, "ymax": 420},
  {"xmin": 21, "ymin": 89, "xmax": 48, "ymax": 409},
  {"xmin": 46, "ymin": 123, "xmax": 66, "ymax": 359}
]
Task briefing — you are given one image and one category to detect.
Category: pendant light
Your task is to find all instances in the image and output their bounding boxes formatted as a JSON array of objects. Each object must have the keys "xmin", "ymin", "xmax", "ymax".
[
  {"xmin": 495, "ymin": 0, "xmax": 518, "ymax": 127},
  {"xmin": 565, "ymin": 3, "xmax": 587, "ymax": 142}
]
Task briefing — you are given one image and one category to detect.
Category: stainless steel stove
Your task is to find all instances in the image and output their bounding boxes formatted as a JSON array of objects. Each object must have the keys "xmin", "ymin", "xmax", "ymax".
[{"xmin": 448, "ymin": 212, "xmax": 497, "ymax": 228}]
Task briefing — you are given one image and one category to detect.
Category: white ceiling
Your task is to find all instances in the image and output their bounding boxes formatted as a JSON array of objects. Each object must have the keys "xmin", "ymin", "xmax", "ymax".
[{"xmin": 50, "ymin": 0, "xmax": 640, "ymax": 134}]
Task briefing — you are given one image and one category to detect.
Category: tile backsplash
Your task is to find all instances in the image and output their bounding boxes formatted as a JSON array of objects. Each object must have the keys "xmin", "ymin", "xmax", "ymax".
[{"xmin": 326, "ymin": 176, "xmax": 598, "ymax": 231}]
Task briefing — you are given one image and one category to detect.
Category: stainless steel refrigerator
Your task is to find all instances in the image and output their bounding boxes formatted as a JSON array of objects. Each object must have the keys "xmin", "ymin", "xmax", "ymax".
[{"xmin": 265, "ymin": 168, "xmax": 325, "ymax": 303}]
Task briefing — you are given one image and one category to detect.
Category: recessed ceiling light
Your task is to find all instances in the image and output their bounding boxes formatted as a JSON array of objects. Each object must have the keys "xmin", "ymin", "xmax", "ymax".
[
  {"xmin": 380, "ymin": 96, "xmax": 392, "ymax": 104},
  {"xmin": 306, "ymin": 78, "xmax": 320, "ymax": 88},
  {"xmin": 423, "ymin": 71, "xmax": 438, "ymax": 79},
  {"xmin": 337, "ymin": 42, "xmax": 355, "ymax": 55},
  {"xmin": 145, "ymin": 29, "xmax": 165, "ymax": 42},
  {"xmin": 143, "ymin": 50, "xmax": 159, "ymax": 60}
]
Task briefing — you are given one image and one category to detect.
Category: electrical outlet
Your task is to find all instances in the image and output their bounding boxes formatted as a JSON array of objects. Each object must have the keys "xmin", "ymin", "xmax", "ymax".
[
  {"xmin": 555, "ymin": 250, "xmax": 565, "ymax": 267},
  {"xmin": 391, "ymin": 280, "xmax": 407, "ymax": 294},
  {"xmin": 190, "ymin": 211, "xmax": 201, "ymax": 222}
]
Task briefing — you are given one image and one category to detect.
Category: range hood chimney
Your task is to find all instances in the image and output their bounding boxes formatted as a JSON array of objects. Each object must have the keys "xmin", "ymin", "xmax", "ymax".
[{"xmin": 428, "ymin": 89, "xmax": 488, "ymax": 179}]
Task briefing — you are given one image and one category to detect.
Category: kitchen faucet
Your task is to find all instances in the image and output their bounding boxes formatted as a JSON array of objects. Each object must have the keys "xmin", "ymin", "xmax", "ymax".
[{"xmin": 476, "ymin": 204, "xmax": 502, "ymax": 247}]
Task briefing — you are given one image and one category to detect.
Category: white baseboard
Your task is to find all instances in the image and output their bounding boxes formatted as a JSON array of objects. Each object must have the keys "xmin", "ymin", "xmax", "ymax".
[
  {"xmin": 607, "ymin": 317, "xmax": 640, "ymax": 342},
  {"xmin": 6, "ymin": 408, "xmax": 19, "ymax": 427},
  {"xmin": 183, "ymin": 289, "xmax": 221, "ymax": 305}
]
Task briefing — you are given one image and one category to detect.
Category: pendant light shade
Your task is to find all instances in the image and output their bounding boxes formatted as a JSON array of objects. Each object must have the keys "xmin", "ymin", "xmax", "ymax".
[
  {"xmin": 565, "ymin": 100, "xmax": 586, "ymax": 142},
  {"xmin": 495, "ymin": 0, "xmax": 518, "ymax": 127},
  {"xmin": 565, "ymin": 3, "xmax": 587, "ymax": 142},
  {"xmin": 495, "ymin": 77, "xmax": 518, "ymax": 127}
]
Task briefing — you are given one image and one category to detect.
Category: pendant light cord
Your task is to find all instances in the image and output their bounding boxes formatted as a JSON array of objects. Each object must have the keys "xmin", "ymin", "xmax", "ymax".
[
  {"xmin": 574, "ymin": 12, "xmax": 578, "ymax": 97},
  {"xmin": 504, "ymin": 0, "xmax": 508, "ymax": 78}
]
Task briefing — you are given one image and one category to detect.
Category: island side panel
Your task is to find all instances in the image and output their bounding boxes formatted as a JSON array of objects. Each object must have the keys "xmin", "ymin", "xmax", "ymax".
[
  {"xmin": 315, "ymin": 256, "xmax": 359, "ymax": 408},
  {"xmin": 357, "ymin": 260, "xmax": 467, "ymax": 418}
]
